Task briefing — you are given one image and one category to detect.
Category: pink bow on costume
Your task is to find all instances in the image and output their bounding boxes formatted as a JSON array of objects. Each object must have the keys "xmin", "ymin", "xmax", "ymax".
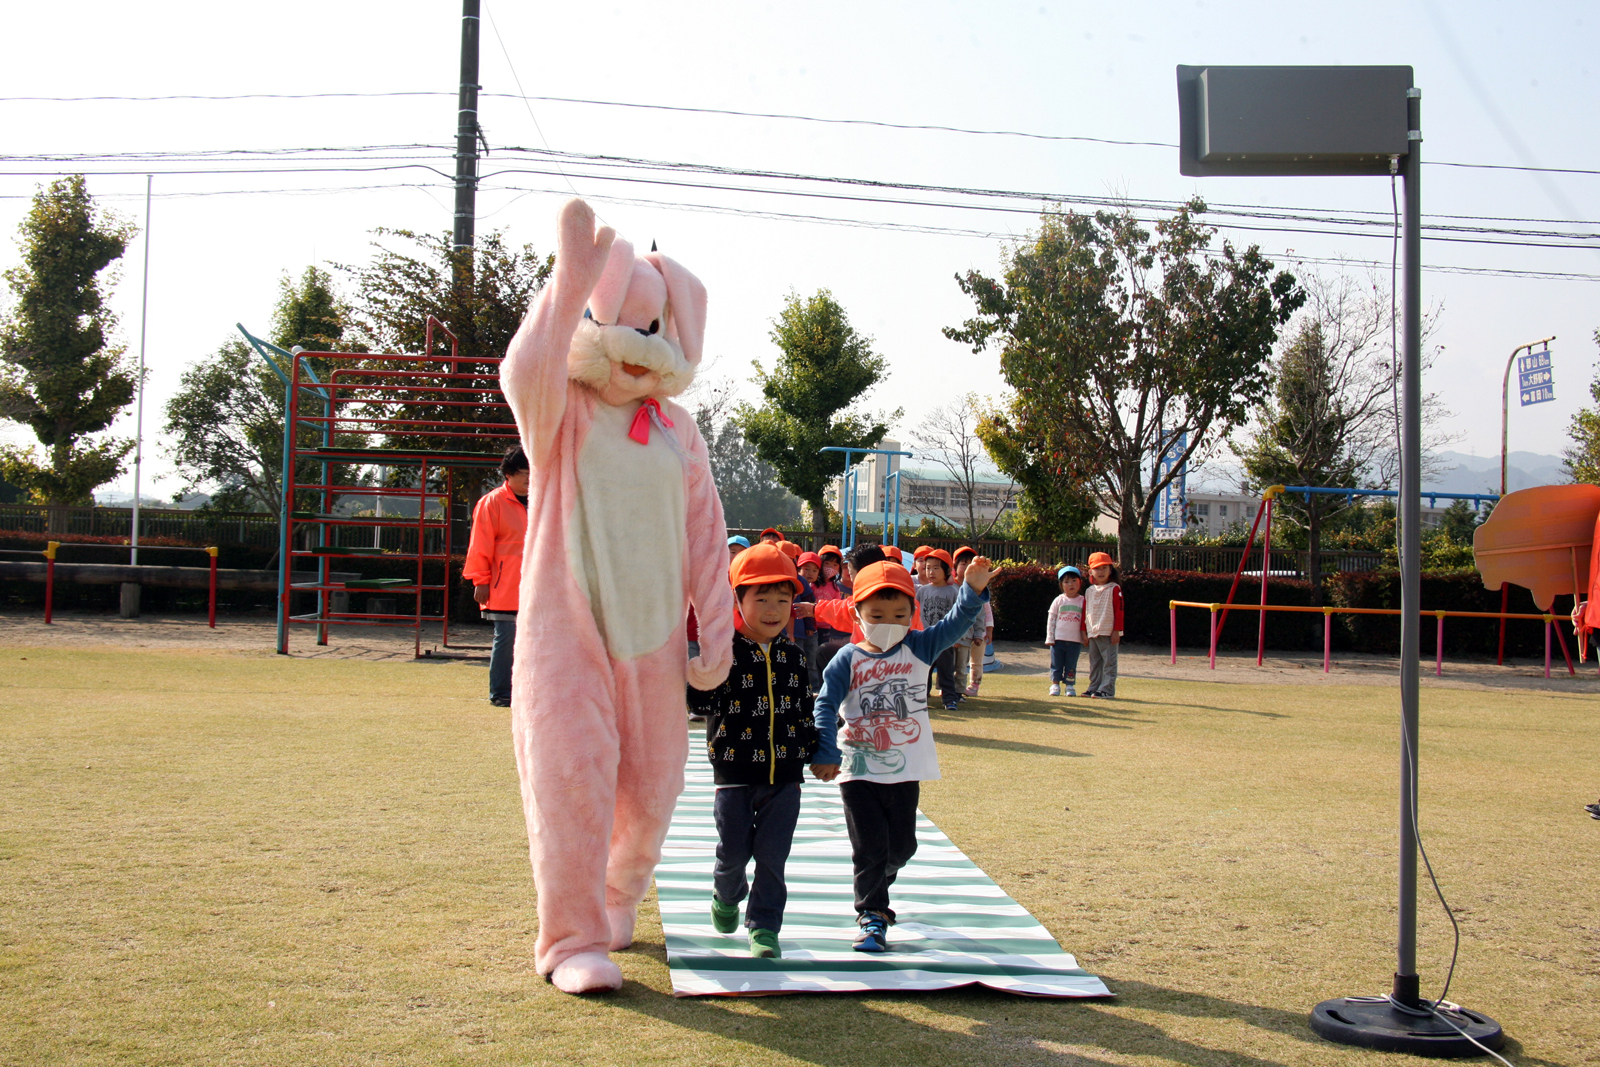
[{"xmin": 627, "ymin": 397, "xmax": 673, "ymax": 445}]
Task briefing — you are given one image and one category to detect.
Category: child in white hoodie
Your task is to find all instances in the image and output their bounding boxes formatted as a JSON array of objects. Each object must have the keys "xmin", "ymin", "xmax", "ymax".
[{"xmin": 1044, "ymin": 565, "xmax": 1086, "ymax": 697}]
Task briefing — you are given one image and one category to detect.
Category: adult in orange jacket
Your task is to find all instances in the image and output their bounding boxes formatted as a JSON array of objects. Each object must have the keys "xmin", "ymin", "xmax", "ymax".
[{"xmin": 464, "ymin": 445, "xmax": 531, "ymax": 706}]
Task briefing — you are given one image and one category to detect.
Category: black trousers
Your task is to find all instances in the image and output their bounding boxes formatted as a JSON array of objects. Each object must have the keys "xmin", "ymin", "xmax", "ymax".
[
  {"xmin": 713, "ymin": 782, "xmax": 802, "ymax": 932},
  {"xmin": 839, "ymin": 779, "xmax": 921, "ymax": 921}
]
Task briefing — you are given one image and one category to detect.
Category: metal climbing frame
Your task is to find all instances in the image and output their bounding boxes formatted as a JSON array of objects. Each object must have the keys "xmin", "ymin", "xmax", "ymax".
[{"xmin": 272, "ymin": 317, "xmax": 516, "ymax": 656}]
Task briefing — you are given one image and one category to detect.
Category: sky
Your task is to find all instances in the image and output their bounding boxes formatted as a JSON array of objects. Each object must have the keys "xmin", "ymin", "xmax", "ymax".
[{"xmin": 1, "ymin": 0, "xmax": 1595, "ymax": 504}]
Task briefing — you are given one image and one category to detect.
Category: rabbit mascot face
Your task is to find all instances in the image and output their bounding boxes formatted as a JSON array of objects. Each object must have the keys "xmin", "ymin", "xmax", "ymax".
[{"xmin": 500, "ymin": 199, "xmax": 734, "ymax": 994}]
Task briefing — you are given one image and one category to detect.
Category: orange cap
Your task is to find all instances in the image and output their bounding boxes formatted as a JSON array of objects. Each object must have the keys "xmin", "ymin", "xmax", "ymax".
[
  {"xmin": 759, "ymin": 527, "xmax": 785, "ymax": 541},
  {"xmin": 729, "ymin": 542, "xmax": 801, "ymax": 595},
  {"xmin": 1086, "ymin": 551, "xmax": 1116, "ymax": 569},
  {"xmin": 952, "ymin": 545, "xmax": 976, "ymax": 562},
  {"xmin": 928, "ymin": 548, "xmax": 953, "ymax": 568},
  {"xmin": 912, "ymin": 545, "xmax": 933, "ymax": 559},
  {"xmin": 818, "ymin": 544, "xmax": 843, "ymax": 561},
  {"xmin": 776, "ymin": 540, "xmax": 801, "ymax": 560},
  {"xmin": 851, "ymin": 561, "xmax": 916, "ymax": 604}
]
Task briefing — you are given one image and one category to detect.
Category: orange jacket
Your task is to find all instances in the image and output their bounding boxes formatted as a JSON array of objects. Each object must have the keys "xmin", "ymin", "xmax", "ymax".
[{"xmin": 463, "ymin": 483, "xmax": 528, "ymax": 612}]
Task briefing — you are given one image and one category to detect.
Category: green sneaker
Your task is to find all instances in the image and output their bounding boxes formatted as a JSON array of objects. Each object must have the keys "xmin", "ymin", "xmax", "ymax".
[
  {"xmin": 748, "ymin": 928, "xmax": 781, "ymax": 958},
  {"xmin": 710, "ymin": 895, "xmax": 740, "ymax": 933}
]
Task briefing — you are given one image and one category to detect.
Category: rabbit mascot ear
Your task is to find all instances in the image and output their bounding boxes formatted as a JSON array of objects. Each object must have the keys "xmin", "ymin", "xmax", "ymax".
[{"xmin": 642, "ymin": 250, "xmax": 707, "ymax": 373}]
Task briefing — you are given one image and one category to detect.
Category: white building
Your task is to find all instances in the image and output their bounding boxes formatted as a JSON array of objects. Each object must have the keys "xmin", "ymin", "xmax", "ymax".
[
  {"xmin": 1184, "ymin": 489, "xmax": 1450, "ymax": 537},
  {"xmin": 831, "ymin": 439, "xmax": 1017, "ymax": 528}
]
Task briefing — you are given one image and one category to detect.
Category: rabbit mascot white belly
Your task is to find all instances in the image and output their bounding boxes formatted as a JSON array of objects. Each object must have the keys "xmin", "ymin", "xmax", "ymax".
[{"xmin": 500, "ymin": 198, "xmax": 734, "ymax": 994}]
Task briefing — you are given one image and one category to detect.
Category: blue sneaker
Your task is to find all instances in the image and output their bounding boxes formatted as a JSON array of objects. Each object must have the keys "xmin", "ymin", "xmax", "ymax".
[{"xmin": 853, "ymin": 911, "xmax": 890, "ymax": 953}]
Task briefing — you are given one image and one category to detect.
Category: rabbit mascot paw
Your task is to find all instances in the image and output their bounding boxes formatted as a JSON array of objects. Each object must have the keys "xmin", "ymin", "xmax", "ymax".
[{"xmin": 500, "ymin": 198, "xmax": 734, "ymax": 994}]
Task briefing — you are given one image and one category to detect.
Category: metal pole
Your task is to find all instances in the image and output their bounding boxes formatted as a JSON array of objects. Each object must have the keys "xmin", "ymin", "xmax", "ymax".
[
  {"xmin": 1258, "ymin": 496, "xmax": 1272, "ymax": 666},
  {"xmin": 1393, "ymin": 87, "xmax": 1423, "ymax": 1008},
  {"xmin": 130, "ymin": 175, "xmax": 152, "ymax": 567},
  {"xmin": 452, "ymin": 0, "xmax": 481, "ymax": 258}
]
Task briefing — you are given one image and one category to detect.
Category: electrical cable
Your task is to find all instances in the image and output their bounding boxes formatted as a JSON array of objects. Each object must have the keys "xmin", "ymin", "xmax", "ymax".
[
  {"xmin": 480, "ymin": 0, "xmax": 583, "ymax": 201},
  {"xmin": 3, "ymin": 89, "xmax": 1596, "ymax": 178}
]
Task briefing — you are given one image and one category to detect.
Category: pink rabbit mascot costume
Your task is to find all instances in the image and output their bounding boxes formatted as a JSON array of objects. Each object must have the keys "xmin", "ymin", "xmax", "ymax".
[{"xmin": 500, "ymin": 198, "xmax": 734, "ymax": 994}]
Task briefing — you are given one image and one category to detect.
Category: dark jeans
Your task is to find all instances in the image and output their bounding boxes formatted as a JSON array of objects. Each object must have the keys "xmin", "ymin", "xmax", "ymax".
[
  {"xmin": 934, "ymin": 646, "xmax": 958, "ymax": 707},
  {"xmin": 1050, "ymin": 640, "xmax": 1081, "ymax": 684},
  {"xmin": 839, "ymin": 779, "xmax": 920, "ymax": 921},
  {"xmin": 489, "ymin": 618, "xmax": 516, "ymax": 703},
  {"xmin": 713, "ymin": 782, "xmax": 802, "ymax": 933},
  {"xmin": 800, "ymin": 632, "xmax": 820, "ymax": 693}
]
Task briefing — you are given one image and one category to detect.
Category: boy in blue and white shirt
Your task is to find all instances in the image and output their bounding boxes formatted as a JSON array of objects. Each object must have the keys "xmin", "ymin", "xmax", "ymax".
[{"xmin": 811, "ymin": 556, "xmax": 994, "ymax": 952}]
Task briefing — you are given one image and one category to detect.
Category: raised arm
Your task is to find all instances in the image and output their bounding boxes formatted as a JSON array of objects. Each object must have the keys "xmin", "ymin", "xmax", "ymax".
[{"xmin": 501, "ymin": 199, "xmax": 615, "ymax": 466}]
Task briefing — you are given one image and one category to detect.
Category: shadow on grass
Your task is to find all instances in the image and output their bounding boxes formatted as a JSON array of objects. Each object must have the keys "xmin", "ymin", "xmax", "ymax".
[
  {"xmin": 935, "ymin": 731, "xmax": 1092, "ymax": 758},
  {"xmin": 942, "ymin": 697, "xmax": 1147, "ymax": 731},
  {"xmin": 1125, "ymin": 699, "xmax": 1290, "ymax": 719},
  {"xmin": 604, "ymin": 975, "xmax": 1309, "ymax": 1067}
]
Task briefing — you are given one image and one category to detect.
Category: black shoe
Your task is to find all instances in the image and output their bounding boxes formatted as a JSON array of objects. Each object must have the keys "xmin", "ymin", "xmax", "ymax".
[
  {"xmin": 853, "ymin": 911, "xmax": 890, "ymax": 953},
  {"xmin": 942, "ymin": 701, "xmax": 959, "ymax": 711},
  {"xmin": 489, "ymin": 697, "xmax": 511, "ymax": 707},
  {"xmin": 1585, "ymin": 802, "xmax": 1600, "ymax": 820}
]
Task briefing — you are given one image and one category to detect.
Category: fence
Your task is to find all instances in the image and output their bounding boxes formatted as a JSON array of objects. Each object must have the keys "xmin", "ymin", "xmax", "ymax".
[{"xmin": 0, "ymin": 503, "xmax": 278, "ymax": 548}]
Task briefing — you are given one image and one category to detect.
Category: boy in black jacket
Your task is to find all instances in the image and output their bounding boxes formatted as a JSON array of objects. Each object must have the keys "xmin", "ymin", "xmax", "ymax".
[{"xmin": 688, "ymin": 543, "xmax": 840, "ymax": 958}]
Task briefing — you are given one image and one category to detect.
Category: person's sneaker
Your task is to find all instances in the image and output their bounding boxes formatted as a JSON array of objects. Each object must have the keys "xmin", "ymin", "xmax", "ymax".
[
  {"xmin": 965, "ymin": 682, "xmax": 980, "ymax": 697},
  {"xmin": 1064, "ymin": 685, "xmax": 1077, "ymax": 697},
  {"xmin": 1048, "ymin": 683, "xmax": 1061, "ymax": 696},
  {"xmin": 748, "ymin": 928, "xmax": 781, "ymax": 958},
  {"xmin": 710, "ymin": 895, "xmax": 740, "ymax": 933},
  {"xmin": 1585, "ymin": 801, "xmax": 1600, "ymax": 820},
  {"xmin": 489, "ymin": 696, "xmax": 511, "ymax": 707},
  {"xmin": 943, "ymin": 700, "xmax": 960, "ymax": 712},
  {"xmin": 688, "ymin": 714, "xmax": 706, "ymax": 723},
  {"xmin": 853, "ymin": 911, "xmax": 890, "ymax": 953}
]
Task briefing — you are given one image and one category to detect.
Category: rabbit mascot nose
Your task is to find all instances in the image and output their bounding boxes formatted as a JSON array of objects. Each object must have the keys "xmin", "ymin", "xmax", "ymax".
[{"xmin": 499, "ymin": 198, "xmax": 734, "ymax": 994}]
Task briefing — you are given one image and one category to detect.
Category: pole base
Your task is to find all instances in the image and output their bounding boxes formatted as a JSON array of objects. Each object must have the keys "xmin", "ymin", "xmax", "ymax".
[{"xmin": 1310, "ymin": 996, "xmax": 1504, "ymax": 1057}]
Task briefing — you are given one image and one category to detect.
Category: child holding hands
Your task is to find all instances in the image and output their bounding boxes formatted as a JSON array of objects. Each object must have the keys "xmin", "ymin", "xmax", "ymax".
[
  {"xmin": 811, "ymin": 556, "xmax": 993, "ymax": 953},
  {"xmin": 687, "ymin": 543, "xmax": 837, "ymax": 958}
]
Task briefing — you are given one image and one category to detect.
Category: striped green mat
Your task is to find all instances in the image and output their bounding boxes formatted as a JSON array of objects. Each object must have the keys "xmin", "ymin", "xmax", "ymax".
[{"xmin": 657, "ymin": 736, "xmax": 1112, "ymax": 997}]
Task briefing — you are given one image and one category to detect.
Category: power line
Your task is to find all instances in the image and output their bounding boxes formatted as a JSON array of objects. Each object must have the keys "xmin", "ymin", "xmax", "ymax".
[{"xmin": 5, "ymin": 90, "xmax": 1596, "ymax": 177}]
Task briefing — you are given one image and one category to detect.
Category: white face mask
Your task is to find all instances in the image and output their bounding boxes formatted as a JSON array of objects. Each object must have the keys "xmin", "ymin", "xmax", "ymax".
[
  {"xmin": 860, "ymin": 622, "xmax": 909, "ymax": 650},
  {"xmin": 823, "ymin": 563, "xmax": 839, "ymax": 580}
]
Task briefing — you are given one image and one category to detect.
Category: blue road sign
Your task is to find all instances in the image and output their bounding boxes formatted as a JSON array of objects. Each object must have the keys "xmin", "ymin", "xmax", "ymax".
[{"xmin": 1518, "ymin": 348, "xmax": 1555, "ymax": 406}]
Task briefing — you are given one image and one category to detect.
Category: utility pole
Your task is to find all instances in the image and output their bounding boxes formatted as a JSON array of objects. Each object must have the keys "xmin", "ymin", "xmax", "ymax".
[
  {"xmin": 452, "ymin": 0, "xmax": 481, "ymax": 263},
  {"xmin": 131, "ymin": 174, "xmax": 152, "ymax": 567}
]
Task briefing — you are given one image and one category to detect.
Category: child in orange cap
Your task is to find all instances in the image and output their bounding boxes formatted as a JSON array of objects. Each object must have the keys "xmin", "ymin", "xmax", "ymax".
[
  {"xmin": 915, "ymin": 549, "xmax": 963, "ymax": 710},
  {"xmin": 1082, "ymin": 552, "xmax": 1124, "ymax": 698},
  {"xmin": 687, "ymin": 543, "xmax": 832, "ymax": 959},
  {"xmin": 811, "ymin": 554, "xmax": 993, "ymax": 953}
]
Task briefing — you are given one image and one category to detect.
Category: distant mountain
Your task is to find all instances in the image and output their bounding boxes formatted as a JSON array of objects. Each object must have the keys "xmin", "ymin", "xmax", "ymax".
[{"xmin": 1423, "ymin": 450, "xmax": 1570, "ymax": 494}]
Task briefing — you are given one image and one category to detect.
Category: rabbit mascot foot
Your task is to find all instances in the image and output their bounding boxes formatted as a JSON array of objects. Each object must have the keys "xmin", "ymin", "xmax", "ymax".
[{"xmin": 500, "ymin": 199, "xmax": 734, "ymax": 995}]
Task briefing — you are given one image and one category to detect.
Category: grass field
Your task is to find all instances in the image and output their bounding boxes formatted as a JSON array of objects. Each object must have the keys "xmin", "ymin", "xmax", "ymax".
[{"xmin": 1, "ymin": 644, "xmax": 1595, "ymax": 1066}]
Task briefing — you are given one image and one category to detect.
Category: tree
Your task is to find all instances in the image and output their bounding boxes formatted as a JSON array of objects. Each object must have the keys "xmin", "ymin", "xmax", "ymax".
[
  {"xmin": 974, "ymin": 396, "xmax": 1100, "ymax": 540},
  {"xmin": 689, "ymin": 378, "xmax": 802, "ymax": 529},
  {"xmin": 946, "ymin": 201, "xmax": 1304, "ymax": 568},
  {"xmin": 164, "ymin": 267, "xmax": 356, "ymax": 513},
  {"xmin": 1564, "ymin": 329, "xmax": 1600, "ymax": 485},
  {"xmin": 341, "ymin": 228, "xmax": 551, "ymax": 472},
  {"xmin": 906, "ymin": 394, "xmax": 1018, "ymax": 539},
  {"xmin": 0, "ymin": 175, "xmax": 136, "ymax": 511},
  {"xmin": 1235, "ymin": 270, "xmax": 1453, "ymax": 599},
  {"xmin": 736, "ymin": 290, "xmax": 899, "ymax": 538}
]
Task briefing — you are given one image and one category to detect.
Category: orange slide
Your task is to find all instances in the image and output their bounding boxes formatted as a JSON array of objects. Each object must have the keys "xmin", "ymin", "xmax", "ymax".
[{"xmin": 1473, "ymin": 484, "xmax": 1600, "ymax": 658}]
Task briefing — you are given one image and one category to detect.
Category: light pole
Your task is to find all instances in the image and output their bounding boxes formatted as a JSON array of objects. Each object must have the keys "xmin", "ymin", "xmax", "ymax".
[
  {"xmin": 1496, "ymin": 336, "xmax": 1555, "ymax": 662},
  {"xmin": 1177, "ymin": 65, "xmax": 1504, "ymax": 1056}
]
